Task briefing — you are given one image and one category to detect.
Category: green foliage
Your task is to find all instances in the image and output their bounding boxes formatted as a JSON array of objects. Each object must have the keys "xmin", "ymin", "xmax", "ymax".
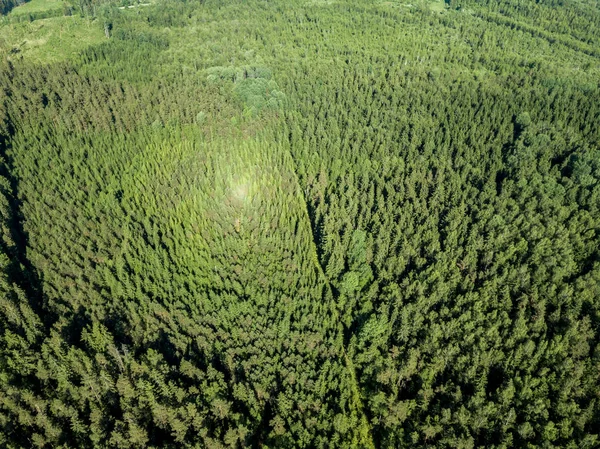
[
  {"xmin": 205, "ymin": 65, "xmax": 286, "ymax": 116},
  {"xmin": 0, "ymin": 0, "xmax": 599, "ymax": 447}
]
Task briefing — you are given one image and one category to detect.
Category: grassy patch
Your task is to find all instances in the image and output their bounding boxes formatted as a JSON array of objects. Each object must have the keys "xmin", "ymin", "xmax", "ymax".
[
  {"xmin": 8, "ymin": 0, "xmax": 64, "ymax": 16},
  {"xmin": 428, "ymin": 0, "xmax": 446, "ymax": 12},
  {"xmin": 0, "ymin": 15, "xmax": 105, "ymax": 63},
  {"xmin": 379, "ymin": 0, "xmax": 447, "ymax": 12}
]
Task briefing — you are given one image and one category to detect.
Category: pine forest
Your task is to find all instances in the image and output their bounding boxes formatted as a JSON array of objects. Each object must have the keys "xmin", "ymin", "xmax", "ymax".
[{"xmin": 0, "ymin": 0, "xmax": 599, "ymax": 447}]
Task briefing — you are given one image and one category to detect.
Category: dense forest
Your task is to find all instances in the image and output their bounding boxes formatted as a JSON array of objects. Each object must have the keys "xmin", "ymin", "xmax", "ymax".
[{"xmin": 0, "ymin": 0, "xmax": 599, "ymax": 447}]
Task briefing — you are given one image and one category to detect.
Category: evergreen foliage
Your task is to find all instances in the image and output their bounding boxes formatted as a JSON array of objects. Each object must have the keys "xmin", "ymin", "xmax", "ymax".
[{"xmin": 0, "ymin": 0, "xmax": 599, "ymax": 447}]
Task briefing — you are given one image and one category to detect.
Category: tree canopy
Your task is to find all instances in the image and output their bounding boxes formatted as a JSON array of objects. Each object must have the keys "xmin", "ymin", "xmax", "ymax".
[{"xmin": 0, "ymin": 0, "xmax": 599, "ymax": 447}]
